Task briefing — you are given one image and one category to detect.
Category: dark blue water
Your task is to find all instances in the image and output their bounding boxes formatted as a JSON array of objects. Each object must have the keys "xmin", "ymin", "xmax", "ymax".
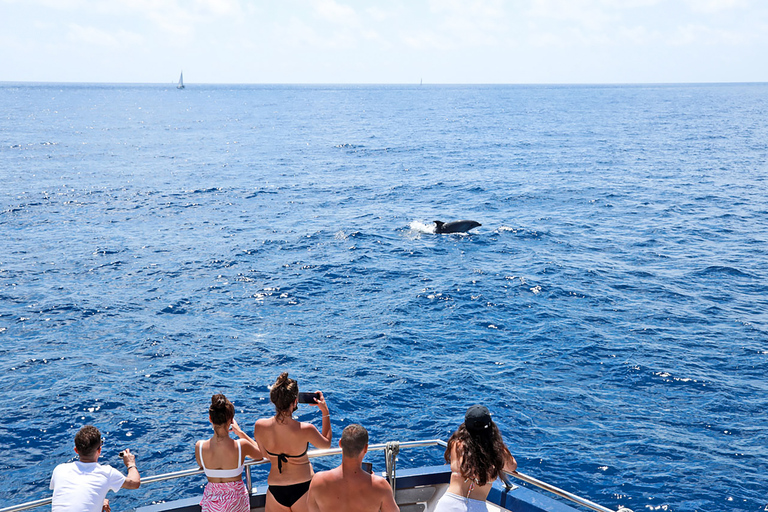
[{"xmin": 1, "ymin": 83, "xmax": 767, "ymax": 512}]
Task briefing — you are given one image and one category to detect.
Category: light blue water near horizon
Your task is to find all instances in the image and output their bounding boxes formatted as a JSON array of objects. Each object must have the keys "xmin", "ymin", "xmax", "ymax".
[{"xmin": 1, "ymin": 83, "xmax": 767, "ymax": 512}]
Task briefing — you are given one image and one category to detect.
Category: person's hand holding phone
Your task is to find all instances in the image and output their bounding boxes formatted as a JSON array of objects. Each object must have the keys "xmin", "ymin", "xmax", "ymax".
[
  {"xmin": 230, "ymin": 418, "xmax": 245, "ymax": 438},
  {"xmin": 313, "ymin": 391, "xmax": 329, "ymax": 417}
]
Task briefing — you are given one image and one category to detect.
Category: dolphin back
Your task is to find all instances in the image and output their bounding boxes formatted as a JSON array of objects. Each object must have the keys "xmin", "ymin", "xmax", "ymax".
[{"xmin": 435, "ymin": 220, "xmax": 481, "ymax": 233}]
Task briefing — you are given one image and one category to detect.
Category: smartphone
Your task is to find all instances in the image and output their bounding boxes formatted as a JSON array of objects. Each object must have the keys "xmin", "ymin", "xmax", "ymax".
[
  {"xmin": 362, "ymin": 462, "xmax": 373, "ymax": 474},
  {"xmin": 298, "ymin": 391, "xmax": 320, "ymax": 404}
]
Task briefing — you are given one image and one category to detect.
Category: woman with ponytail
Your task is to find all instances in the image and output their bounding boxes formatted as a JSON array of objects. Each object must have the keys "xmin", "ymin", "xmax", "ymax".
[
  {"xmin": 434, "ymin": 405, "xmax": 517, "ymax": 512},
  {"xmin": 253, "ymin": 372, "xmax": 332, "ymax": 512},
  {"xmin": 195, "ymin": 394, "xmax": 262, "ymax": 512}
]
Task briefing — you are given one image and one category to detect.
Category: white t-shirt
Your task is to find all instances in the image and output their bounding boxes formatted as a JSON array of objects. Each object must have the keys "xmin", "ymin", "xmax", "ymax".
[{"xmin": 50, "ymin": 461, "xmax": 126, "ymax": 512}]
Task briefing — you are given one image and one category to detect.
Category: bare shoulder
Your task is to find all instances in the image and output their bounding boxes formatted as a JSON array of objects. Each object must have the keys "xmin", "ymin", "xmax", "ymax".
[
  {"xmin": 299, "ymin": 421, "xmax": 323, "ymax": 439},
  {"xmin": 371, "ymin": 473, "xmax": 393, "ymax": 492},
  {"xmin": 254, "ymin": 418, "xmax": 271, "ymax": 430},
  {"xmin": 311, "ymin": 470, "xmax": 331, "ymax": 485},
  {"xmin": 309, "ymin": 468, "xmax": 339, "ymax": 490},
  {"xmin": 299, "ymin": 420, "xmax": 318, "ymax": 431}
]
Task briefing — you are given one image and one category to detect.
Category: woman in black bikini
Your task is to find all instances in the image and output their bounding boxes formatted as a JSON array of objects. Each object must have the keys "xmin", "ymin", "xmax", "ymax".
[{"xmin": 254, "ymin": 372, "xmax": 332, "ymax": 512}]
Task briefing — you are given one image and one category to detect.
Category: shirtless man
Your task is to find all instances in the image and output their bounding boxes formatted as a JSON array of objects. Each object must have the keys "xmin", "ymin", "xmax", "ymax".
[{"xmin": 307, "ymin": 424, "xmax": 399, "ymax": 512}]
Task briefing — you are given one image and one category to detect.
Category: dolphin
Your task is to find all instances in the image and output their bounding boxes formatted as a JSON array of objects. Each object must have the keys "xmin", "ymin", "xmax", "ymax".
[{"xmin": 434, "ymin": 220, "xmax": 481, "ymax": 234}]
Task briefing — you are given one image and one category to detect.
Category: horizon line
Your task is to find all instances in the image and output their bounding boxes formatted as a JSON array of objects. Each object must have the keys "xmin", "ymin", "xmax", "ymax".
[{"xmin": 1, "ymin": 80, "xmax": 767, "ymax": 87}]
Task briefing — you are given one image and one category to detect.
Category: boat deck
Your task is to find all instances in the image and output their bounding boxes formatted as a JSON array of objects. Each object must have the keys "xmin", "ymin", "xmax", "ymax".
[{"xmin": 136, "ymin": 466, "xmax": 582, "ymax": 512}]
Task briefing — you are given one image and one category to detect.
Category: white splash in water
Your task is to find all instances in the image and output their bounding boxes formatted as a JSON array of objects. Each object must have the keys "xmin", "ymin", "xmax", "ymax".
[{"xmin": 409, "ymin": 220, "xmax": 436, "ymax": 234}]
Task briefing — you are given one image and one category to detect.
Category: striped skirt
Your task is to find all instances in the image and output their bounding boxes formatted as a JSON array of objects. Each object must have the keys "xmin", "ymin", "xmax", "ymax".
[{"xmin": 200, "ymin": 480, "xmax": 250, "ymax": 512}]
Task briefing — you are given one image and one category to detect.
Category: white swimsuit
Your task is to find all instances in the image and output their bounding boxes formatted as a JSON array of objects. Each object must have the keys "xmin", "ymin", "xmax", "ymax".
[
  {"xmin": 198, "ymin": 440, "xmax": 244, "ymax": 478},
  {"xmin": 433, "ymin": 491, "xmax": 489, "ymax": 512}
]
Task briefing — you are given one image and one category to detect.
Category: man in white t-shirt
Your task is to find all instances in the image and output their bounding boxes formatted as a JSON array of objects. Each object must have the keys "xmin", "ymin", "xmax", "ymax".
[{"xmin": 50, "ymin": 425, "xmax": 141, "ymax": 512}]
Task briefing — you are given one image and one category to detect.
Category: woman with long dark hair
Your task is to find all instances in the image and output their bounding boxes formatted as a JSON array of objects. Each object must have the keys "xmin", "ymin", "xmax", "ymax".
[
  {"xmin": 195, "ymin": 394, "xmax": 262, "ymax": 512},
  {"xmin": 253, "ymin": 372, "xmax": 332, "ymax": 512},
  {"xmin": 435, "ymin": 405, "xmax": 517, "ymax": 512}
]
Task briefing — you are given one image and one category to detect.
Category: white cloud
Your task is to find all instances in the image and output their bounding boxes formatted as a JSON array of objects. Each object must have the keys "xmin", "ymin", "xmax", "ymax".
[
  {"xmin": 609, "ymin": 0, "xmax": 664, "ymax": 7},
  {"xmin": 0, "ymin": 32, "xmax": 24, "ymax": 52},
  {"xmin": 3, "ymin": 0, "xmax": 768, "ymax": 83},
  {"xmin": 527, "ymin": 0, "xmax": 617, "ymax": 31},
  {"xmin": 108, "ymin": 0, "xmax": 241, "ymax": 18},
  {"xmin": 195, "ymin": 0, "xmax": 240, "ymax": 16},
  {"xmin": 402, "ymin": 31, "xmax": 454, "ymax": 51},
  {"xmin": 0, "ymin": 0, "xmax": 87, "ymax": 7},
  {"xmin": 669, "ymin": 23, "xmax": 748, "ymax": 45},
  {"xmin": 407, "ymin": 0, "xmax": 512, "ymax": 48},
  {"xmin": 67, "ymin": 23, "xmax": 144, "ymax": 47},
  {"xmin": 429, "ymin": 0, "xmax": 507, "ymax": 28},
  {"xmin": 617, "ymin": 24, "xmax": 659, "ymax": 45},
  {"xmin": 271, "ymin": 0, "xmax": 389, "ymax": 51},
  {"xmin": 519, "ymin": 0, "xmax": 766, "ymax": 50},
  {"xmin": 366, "ymin": 5, "xmax": 400, "ymax": 22},
  {"xmin": 684, "ymin": 0, "xmax": 748, "ymax": 13},
  {"xmin": 528, "ymin": 30, "xmax": 564, "ymax": 48},
  {"xmin": 88, "ymin": 0, "xmax": 246, "ymax": 40},
  {"xmin": 273, "ymin": 16, "xmax": 354, "ymax": 49},
  {"xmin": 2, "ymin": 0, "xmax": 247, "ymax": 43},
  {"xmin": 310, "ymin": 0, "xmax": 361, "ymax": 26},
  {"xmin": 361, "ymin": 29, "xmax": 383, "ymax": 42}
]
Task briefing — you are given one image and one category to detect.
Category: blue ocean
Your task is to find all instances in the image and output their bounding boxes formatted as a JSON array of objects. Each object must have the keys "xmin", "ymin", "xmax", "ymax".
[{"xmin": 1, "ymin": 83, "xmax": 767, "ymax": 512}]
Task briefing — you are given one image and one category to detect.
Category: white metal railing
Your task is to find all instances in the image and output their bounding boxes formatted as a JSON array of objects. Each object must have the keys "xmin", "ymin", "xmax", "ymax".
[
  {"xmin": 0, "ymin": 439, "xmax": 631, "ymax": 512},
  {"xmin": 508, "ymin": 469, "xmax": 632, "ymax": 512}
]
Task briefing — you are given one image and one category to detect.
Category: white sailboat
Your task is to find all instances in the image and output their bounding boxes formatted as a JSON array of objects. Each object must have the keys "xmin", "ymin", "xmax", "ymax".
[{"xmin": 177, "ymin": 71, "xmax": 185, "ymax": 89}]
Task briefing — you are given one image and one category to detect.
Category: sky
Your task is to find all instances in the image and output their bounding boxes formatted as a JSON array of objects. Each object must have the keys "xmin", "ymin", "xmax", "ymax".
[{"xmin": 1, "ymin": 0, "xmax": 767, "ymax": 84}]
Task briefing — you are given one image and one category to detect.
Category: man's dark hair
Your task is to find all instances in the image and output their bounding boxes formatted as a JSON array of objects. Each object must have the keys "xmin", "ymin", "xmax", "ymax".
[
  {"xmin": 340, "ymin": 424, "xmax": 368, "ymax": 457},
  {"xmin": 75, "ymin": 425, "xmax": 102, "ymax": 458}
]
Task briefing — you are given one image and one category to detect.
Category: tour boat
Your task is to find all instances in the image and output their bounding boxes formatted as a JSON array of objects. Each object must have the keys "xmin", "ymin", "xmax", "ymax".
[{"xmin": 2, "ymin": 439, "xmax": 632, "ymax": 512}]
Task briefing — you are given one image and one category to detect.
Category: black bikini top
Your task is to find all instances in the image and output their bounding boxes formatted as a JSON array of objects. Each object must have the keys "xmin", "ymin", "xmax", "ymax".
[{"xmin": 265, "ymin": 443, "xmax": 309, "ymax": 473}]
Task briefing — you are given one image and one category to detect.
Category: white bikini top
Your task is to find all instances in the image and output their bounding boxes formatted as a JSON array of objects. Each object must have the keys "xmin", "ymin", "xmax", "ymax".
[{"xmin": 198, "ymin": 439, "xmax": 244, "ymax": 478}]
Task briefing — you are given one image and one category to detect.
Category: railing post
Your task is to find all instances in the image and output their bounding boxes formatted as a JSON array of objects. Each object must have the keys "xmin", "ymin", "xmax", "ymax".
[
  {"xmin": 384, "ymin": 441, "xmax": 400, "ymax": 495},
  {"xmin": 499, "ymin": 471, "xmax": 518, "ymax": 491}
]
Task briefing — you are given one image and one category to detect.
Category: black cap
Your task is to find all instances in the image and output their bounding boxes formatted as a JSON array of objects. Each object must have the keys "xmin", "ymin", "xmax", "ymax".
[{"xmin": 465, "ymin": 405, "xmax": 492, "ymax": 432}]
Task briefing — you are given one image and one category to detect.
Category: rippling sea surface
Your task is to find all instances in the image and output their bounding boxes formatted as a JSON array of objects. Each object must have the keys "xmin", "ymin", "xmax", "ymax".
[{"xmin": 1, "ymin": 83, "xmax": 767, "ymax": 512}]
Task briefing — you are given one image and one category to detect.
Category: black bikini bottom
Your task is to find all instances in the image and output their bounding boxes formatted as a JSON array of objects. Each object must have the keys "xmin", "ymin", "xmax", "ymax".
[{"xmin": 268, "ymin": 479, "xmax": 312, "ymax": 508}]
